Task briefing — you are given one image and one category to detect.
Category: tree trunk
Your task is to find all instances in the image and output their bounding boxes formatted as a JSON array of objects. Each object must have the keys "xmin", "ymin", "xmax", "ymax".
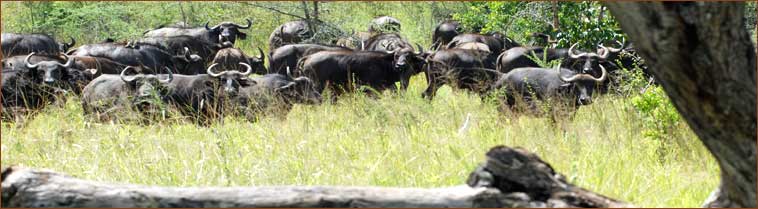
[
  {"xmin": 604, "ymin": 2, "xmax": 756, "ymax": 208},
  {"xmin": 1, "ymin": 146, "xmax": 634, "ymax": 208}
]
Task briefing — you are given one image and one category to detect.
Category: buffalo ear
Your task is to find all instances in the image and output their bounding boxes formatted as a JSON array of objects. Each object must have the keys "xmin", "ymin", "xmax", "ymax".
[
  {"xmin": 86, "ymin": 68, "xmax": 98, "ymax": 75},
  {"xmin": 238, "ymin": 32, "xmax": 247, "ymax": 40},
  {"xmin": 239, "ymin": 77, "xmax": 256, "ymax": 87}
]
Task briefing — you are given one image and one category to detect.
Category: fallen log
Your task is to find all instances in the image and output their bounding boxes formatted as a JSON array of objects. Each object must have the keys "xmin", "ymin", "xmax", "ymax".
[{"xmin": 1, "ymin": 145, "xmax": 634, "ymax": 208}]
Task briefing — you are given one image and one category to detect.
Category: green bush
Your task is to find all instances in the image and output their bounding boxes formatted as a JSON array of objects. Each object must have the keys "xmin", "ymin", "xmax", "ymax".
[{"xmin": 631, "ymin": 86, "xmax": 681, "ymax": 141}]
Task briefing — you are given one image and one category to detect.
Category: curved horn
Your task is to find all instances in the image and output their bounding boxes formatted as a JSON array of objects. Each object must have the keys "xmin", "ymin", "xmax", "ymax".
[
  {"xmin": 58, "ymin": 54, "xmax": 75, "ymax": 68},
  {"xmin": 415, "ymin": 43, "xmax": 424, "ymax": 55},
  {"xmin": 183, "ymin": 47, "xmax": 191, "ymax": 60},
  {"xmin": 597, "ymin": 44, "xmax": 610, "ymax": 59},
  {"xmin": 161, "ymin": 66, "xmax": 174, "ymax": 83},
  {"xmin": 206, "ymin": 63, "xmax": 222, "ymax": 77},
  {"xmin": 238, "ymin": 62, "xmax": 253, "ymax": 76},
  {"xmin": 568, "ymin": 43, "xmax": 587, "ymax": 59},
  {"xmin": 205, "ymin": 21, "xmax": 212, "ymax": 30},
  {"xmin": 233, "ymin": 18, "xmax": 253, "ymax": 29},
  {"xmin": 557, "ymin": 62, "xmax": 580, "ymax": 83},
  {"xmin": 591, "ymin": 64, "xmax": 608, "ymax": 82},
  {"xmin": 24, "ymin": 52, "xmax": 39, "ymax": 69},
  {"xmin": 256, "ymin": 47, "xmax": 265, "ymax": 61},
  {"xmin": 65, "ymin": 37, "xmax": 76, "ymax": 48},
  {"xmin": 606, "ymin": 37, "xmax": 626, "ymax": 53},
  {"xmin": 120, "ymin": 66, "xmax": 137, "ymax": 83}
]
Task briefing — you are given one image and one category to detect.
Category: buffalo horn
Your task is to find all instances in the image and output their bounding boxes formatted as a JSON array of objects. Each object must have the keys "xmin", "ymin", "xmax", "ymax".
[
  {"xmin": 120, "ymin": 66, "xmax": 138, "ymax": 83},
  {"xmin": 256, "ymin": 47, "xmax": 265, "ymax": 61},
  {"xmin": 557, "ymin": 62, "xmax": 581, "ymax": 83},
  {"xmin": 239, "ymin": 62, "xmax": 252, "ymax": 76},
  {"xmin": 233, "ymin": 18, "xmax": 253, "ymax": 29},
  {"xmin": 591, "ymin": 64, "xmax": 608, "ymax": 82},
  {"xmin": 24, "ymin": 52, "xmax": 39, "ymax": 69},
  {"xmin": 415, "ymin": 43, "xmax": 424, "ymax": 55},
  {"xmin": 597, "ymin": 44, "xmax": 610, "ymax": 59},
  {"xmin": 58, "ymin": 54, "xmax": 75, "ymax": 68},
  {"xmin": 206, "ymin": 63, "xmax": 222, "ymax": 77},
  {"xmin": 568, "ymin": 43, "xmax": 587, "ymax": 59},
  {"xmin": 161, "ymin": 67, "xmax": 174, "ymax": 83}
]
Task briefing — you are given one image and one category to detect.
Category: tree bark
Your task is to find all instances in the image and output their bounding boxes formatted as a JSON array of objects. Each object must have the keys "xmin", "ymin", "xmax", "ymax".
[
  {"xmin": 552, "ymin": 1, "xmax": 560, "ymax": 31},
  {"xmin": 605, "ymin": 2, "xmax": 757, "ymax": 208},
  {"xmin": 1, "ymin": 146, "xmax": 634, "ymax": 208}
]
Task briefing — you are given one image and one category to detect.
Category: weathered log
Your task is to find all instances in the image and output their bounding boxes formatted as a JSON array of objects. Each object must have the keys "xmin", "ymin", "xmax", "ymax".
[{"xmin": 1, "ymin": 146, "xmax": 634, "ymax": 208}]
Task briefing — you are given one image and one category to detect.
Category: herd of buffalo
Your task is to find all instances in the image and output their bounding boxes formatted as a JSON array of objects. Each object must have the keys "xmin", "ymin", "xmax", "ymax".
[{"xmin": 1, "ymin": 16, "xmax": 649, "ymax": 124}]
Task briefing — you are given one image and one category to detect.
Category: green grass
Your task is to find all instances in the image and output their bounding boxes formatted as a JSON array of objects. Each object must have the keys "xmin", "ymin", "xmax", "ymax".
[{"xmin": 1, "ymin": 75, "xmax": 718, "ymax": 207}]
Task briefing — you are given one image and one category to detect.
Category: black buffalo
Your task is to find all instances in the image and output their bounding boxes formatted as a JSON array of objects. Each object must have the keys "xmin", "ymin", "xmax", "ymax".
[
  {"xmin": 496, "ymin": 43, "xmax": 612, "ymax": 76},
  {"xmin": 81, "ymin": 66, "xmax": 174, "ymax": 121},
  {"xmin": 446, "ymin": 33, "xmax": 521, "ymax": 55},
  {"xmin": 431, "ymin": 20, "xmax": 461, "ymax": 50},
  {"xmin": 235, "ymin": 74, "xmax": 321, "ymax": 122},
  {"xmin": 368, "ymin": 16, "xmax": 401, "ymax": 33},
  {"xmin": 144, "ymin": 19, "xmax": 252, "ymax": 44},
  {"xmin": 69, "ymin": 42, "xmax": 204, "ymax": 74},
  {"xmin": 300, "ymin": 48, "xmax": 426, "ymax": 96},
  {"xmin": 2, "ymin": 33, "xmax": 75, "ymax": 57},
  {"xmin": 3, "ymin": 53, "xmax": 78, "ymax": 92},
  {"xmin": 490, "ymin": 63, "xmax": 608, "ymax": 109},
  {"xmin": 268, "ymin": 20, "xmax": 313, "ymax": 51},
  {"xmin": 422, "ymin": 48, "xmax": 500, "ymax": 100},
  {"xmin": 135, "ymin": 35, "xmax": 233, "ymax": 64},
  {"xmin": 210, "ymin": 47, "xmax": 266, "ymax": 75},
  {"xmin": 268, "ymin": 44, "xmax": 351, "ymax": 75},
  {"xmin": 1, "ymin": 63, "xmax": 51, "ymax": 120},
  {"xmin": 162, "ymin": 62, "xmax": 254, "ymax": 124}
]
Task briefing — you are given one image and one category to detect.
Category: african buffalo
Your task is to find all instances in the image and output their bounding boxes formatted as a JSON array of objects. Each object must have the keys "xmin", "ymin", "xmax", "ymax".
[
  {"xmin": 496, "ymin": 43, "xmax": 612, "ymax": 77},
  {"xmin": 446, "ymin": 33, "xmax": 521, "ymax": 55},
  {"xmin": 431, "ymin": 20, "xmax": 461, "ymax": 50},
  {"xmin": 363, "ymin": 33, "xmax": 414, "ymax": 52},
  {"xmin": 268, "ymin": 44, "xmax": 352, "ymax": 75},
  {"xmin": 69, "ymin": 42, "xmax": 204, "ymax": 74},
  {"xmin": 300, "ymin": 47, "xmax": 426, "ymax": 96},
  {"xmin": 135, "ymin": 35, "xmax": 233, "ymax": 64},
  {"xmin": 1, "ymin": 64, "xmax": 50, "ymax": 121},
  {"xmin": 162, "ymin": 62, "xmax": 254, "ymax": 124},
  {"xmin": 144, "ymin": 19, "xmax": 253, "ymax": 44},
  {"xmin": 490, "ymin": 63, "xmax": 608, "ymax": 109},
  {"xmin": 422, "ymin": 48, "xmax": 500, "ymax": 100},
  {"xmin": 368, "ymin": 16, "xmax": 401, "ymax": 33},
  {"xmin": 1, "ymin": 33, "xmax": 75, "ymax": 57},
  {"xmin": 210, "ymin": 47, "xmax": 266, "ymax": 75},
  {"xmin": 235, "ymin": 74, "xmax": 321, "ymax": 122},
  {"xmin": 81, "ymin": 66, "xmax": 174, "ymax": 121},
  {"xmin": 268, "ymin": 20, "xmax": 313, "ymax": 51},
  {"xmin": 3, "ymin": 53, "xmax": 76, "ymax": 90}
]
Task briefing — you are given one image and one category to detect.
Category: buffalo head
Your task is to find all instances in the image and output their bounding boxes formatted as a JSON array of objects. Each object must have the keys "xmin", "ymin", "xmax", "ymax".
[
  {"xmin": 566, "ymin": 43, "xmax": 611, "ymax": 75},
  {"xmin": 119, "ymin": 66, "xmax": 173, "ymax": 110},
  {"xmin": 24, "ymin": 52, "xmax": 75, "ymax": 85},
  {"xmin": 556, "ymin": 62, "xmax": 608, "ymax": 105},
  {"xmin": 391, "ymin": 43, "xmax": 428, "ymax": 74},
  {"xmin": 274, "ymin": 76, "xmax": 322, "ymax": 105},
  {"xmin": 207, "ymin": 62, "xmax": 253, "ymax": 97},
  {"xmin": 205, "ymin": 19, "xmax": 253, "ymax": 44}
]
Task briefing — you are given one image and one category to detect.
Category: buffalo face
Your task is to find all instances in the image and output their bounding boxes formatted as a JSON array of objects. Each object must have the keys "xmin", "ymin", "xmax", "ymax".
[
  {"xmin": 566, "ymin": 43, "xmax": 611, "ymax": 75},
  {"xmin": 205, "ymin": 19, "xmax": 252, "ymax": 44},
  {"xmin": 557, "ymin": 63, "xmax": 608, "ymax": 106},
  {"xmin": 392, "ymin": 44, "xmax": 427, "ymax": 74},
  {"xmin": 23, "ymin": 53, "xmax": 74, "ymax": 86},
  {"xmin": 120, "ymin": 66, "xmax": 173, "ymax": 111},
  {"xmin": 207, "ymin": 62, "xmax": 253, "ymax": 97}
]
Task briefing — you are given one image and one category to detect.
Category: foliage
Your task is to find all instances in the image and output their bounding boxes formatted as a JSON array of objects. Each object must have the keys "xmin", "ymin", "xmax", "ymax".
[
  {"xmin": 631, "ymin": 86, "xmax": 681, "ymax": 142},
  {"xmin": 452, "ymin": 2, "xmax": 624, "ymax": 49}
]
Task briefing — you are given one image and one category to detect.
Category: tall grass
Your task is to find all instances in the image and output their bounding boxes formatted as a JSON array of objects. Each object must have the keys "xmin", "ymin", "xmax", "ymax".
[{"xmin": 1, "ymin": 75, "xmax": 718, "ymax": 207}]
